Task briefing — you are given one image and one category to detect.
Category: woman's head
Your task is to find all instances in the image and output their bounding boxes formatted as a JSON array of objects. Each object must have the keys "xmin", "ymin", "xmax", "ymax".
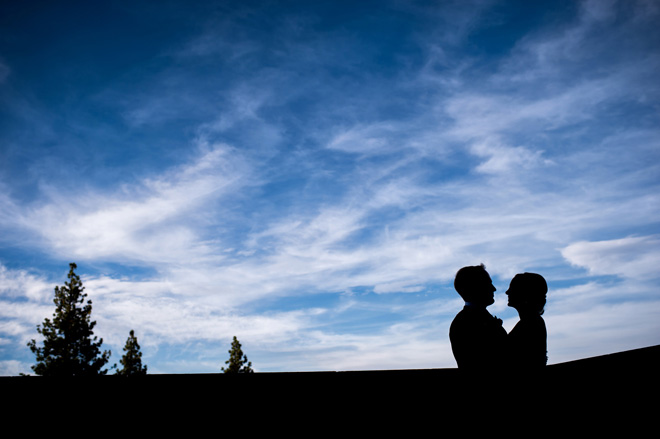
[{"xmin": 506, "ymin": 272, "xmax": 547, "ymax": 315}]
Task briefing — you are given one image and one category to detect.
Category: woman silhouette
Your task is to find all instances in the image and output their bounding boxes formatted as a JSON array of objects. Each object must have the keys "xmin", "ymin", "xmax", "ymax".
[{"xmin": 506, "ymin": 272, "xmax": 548, "ymax": 369}]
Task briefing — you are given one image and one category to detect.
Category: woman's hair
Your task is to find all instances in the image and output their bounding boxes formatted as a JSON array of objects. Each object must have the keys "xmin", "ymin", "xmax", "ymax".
[{"xmin": 511, "ymin": 272, "xmax": 548, "ymax": 315}]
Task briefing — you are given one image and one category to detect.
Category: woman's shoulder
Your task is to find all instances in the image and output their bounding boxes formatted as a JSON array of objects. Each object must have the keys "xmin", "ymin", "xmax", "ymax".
[{"xmin": 510, "ymin": 315, "xmax": 546, "ymax": 335}]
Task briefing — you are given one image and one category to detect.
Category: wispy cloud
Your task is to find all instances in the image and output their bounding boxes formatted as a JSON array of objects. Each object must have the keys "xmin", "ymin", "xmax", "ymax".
[
  {"xmin": 9, "ymin": 143, "xmax": 249, "ymax": 265},
  {"xmin": 562, "ymin": 235, "xmax": 660, "ymax": 281}
]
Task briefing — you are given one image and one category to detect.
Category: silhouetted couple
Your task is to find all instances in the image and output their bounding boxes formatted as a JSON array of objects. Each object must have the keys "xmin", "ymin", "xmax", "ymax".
[{"xmin": 449, "ymin": 264, "xmax": 548, "ymax": 373}]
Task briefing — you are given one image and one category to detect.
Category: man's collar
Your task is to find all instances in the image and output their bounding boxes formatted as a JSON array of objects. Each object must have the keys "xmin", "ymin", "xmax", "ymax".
[{"xmin": 464, "ymin": 301, "xmax": 486, "ymax": 309}]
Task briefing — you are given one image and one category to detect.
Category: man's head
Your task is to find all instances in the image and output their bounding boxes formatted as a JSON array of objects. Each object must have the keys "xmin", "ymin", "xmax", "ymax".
[{"xmin": 454, "ymin": 264, "xmax": 496, "ymax": 307}]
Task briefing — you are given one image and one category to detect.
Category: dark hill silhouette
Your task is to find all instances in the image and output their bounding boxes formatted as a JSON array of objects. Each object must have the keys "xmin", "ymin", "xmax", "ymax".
[
  {"xmin": 547, "ymin": 344, "xmax": 660, "ymax": 375},
  {"xmin": 4, "ymin": 344, "xmax": 658, "ymax": 381},
  {"xmin": 5, "ymin": 345, "xmax": 658, "ymax": 391},
  {"xmin": 3, "ymin": 345, "xmax": 657, "ymax": 431}
]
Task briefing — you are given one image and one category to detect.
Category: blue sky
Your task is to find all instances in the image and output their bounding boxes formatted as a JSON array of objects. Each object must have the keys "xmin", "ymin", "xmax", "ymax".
[{"xmin": 1, "ymin": 0, "xmax": 659, "ymax": 375}]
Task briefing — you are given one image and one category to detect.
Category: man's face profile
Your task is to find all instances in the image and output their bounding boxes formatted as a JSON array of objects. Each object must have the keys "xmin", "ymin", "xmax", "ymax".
[
  {"xmin": 474, "ymin": 271, "xmax": 496, "ymax": 306},
  {"xmin": 454, "ymin": 264, "xmax": 497, "ymax": 307}
]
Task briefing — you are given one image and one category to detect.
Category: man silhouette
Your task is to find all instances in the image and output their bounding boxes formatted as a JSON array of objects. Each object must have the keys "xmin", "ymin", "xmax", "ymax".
[{"xmin": 449, "ymin": 264, "xmax": 507, "ymax": 371}]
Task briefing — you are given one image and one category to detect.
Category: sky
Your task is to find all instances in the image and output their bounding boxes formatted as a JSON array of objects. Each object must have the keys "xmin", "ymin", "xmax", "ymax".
[{"xmin": 0, "ymin": 0, "xmax": 659, "ymax": 375}]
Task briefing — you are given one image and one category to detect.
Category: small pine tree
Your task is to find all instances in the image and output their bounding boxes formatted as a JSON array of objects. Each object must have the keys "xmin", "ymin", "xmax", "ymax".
[
  {"xmin": 221, "ymin": 336, "xmax": 254, "ymax": 373},
  {"xmin": 115, "ymin": 329, "xmax": 147, "ymax": 376},
  {"xmin": 27, "ymin": 263, "xmax": 110, "ymax": 376}
]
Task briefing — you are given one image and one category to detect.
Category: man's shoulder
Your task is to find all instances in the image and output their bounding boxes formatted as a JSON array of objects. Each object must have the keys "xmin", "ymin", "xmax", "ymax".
[
  {"xmin": 450, "ymin": 307, "xmax": 470, "ymax": 326},
  {"xmin": 451, "ymin": 306, "xmax": 505, "ymax": 337},
  {"xmin": 451, "ymin": 307, "xmax": 488, "ymax": 332},
  {"xmin": 453, "ymin": 306, "xmax": 491, "ymax": 321}
]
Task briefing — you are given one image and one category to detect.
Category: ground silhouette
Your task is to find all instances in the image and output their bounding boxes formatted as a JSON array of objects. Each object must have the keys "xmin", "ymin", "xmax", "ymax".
[{"xmin": 3, "ymin": 345, "xmax": 657, "ymax": 432}]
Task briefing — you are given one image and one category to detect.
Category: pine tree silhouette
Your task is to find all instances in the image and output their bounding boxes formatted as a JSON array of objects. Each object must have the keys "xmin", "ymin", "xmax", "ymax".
[
  {"xmin": 27, "ymin": 263, "xmax": 110, "ymax": 376},
  {"xmin": 221, "ymin": 336, "xmax": 254, "ymax": 373},
  {"xmin": 116, "ymin": 329, "xmax": 147, "ymax": 376}
]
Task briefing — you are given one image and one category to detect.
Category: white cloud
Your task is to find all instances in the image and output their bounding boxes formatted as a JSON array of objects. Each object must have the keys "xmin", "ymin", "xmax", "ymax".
[
  {"xmin": 580, "ymin": 0, "xmax": 618, "ymax": 24},
  {"xmin": 0, "ymin": 263, "xmax": 333, "ymax": 373},
  {"xmin": 0, "ymin": 360, "xmax": 25, "ymax": 376},
  {"xmin": 443, "ymin": 75, "xmax": 626, "ymax": 144},
  {"xmin": 14, "ymin": 143, "xmax": 249, "ymax": 265},
  {"xmin": 561, "ymin": 235, "xmax": 660, "ymax": 280},
  {"xmin": 327, "ymin": 123, "xmax": 400, "ymax": 155},
  {"xmin": 469, "ymin": 137, "xmax": 551, "ymax": 174},
  {"xmin": 545, "ymin": 286, "xmax": 660, "ymax": 363},
  {"xmin": 373, "ymin": 280, "xmax": 424, "ymax": 294},
  {"xmin": 0, "ymin": 265, "xmax": 52, "ymax": 302}
]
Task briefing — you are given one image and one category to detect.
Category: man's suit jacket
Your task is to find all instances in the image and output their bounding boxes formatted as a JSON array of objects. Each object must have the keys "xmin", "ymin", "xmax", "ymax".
[{"xmin": 450, "ymin": 305, "xmax": 507, "ymax": 370}]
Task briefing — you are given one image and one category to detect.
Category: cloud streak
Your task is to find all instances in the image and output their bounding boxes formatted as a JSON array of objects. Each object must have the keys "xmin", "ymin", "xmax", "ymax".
[{"xmin": 11, "ymin": 143, "xmax": 249, "ymax": 264}]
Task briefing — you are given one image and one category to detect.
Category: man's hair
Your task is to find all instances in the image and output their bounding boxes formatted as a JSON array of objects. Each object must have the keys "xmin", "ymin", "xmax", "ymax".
[{"xmin": 454, "ymin": 264, "xmax": 488, "ymax": 302}]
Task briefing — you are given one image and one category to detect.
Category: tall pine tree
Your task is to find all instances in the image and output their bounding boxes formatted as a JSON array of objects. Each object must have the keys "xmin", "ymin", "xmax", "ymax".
[
  {"xmin": 27, "ymin": 263, "xmax": 110, "ymax": 376},
  {"xmin": 115, "ymin": 329, "xmax": 147, "ymax": 376},
  {"xmin": 221, "ymin": 336, "xmax": 254, "ymax": 373}
]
